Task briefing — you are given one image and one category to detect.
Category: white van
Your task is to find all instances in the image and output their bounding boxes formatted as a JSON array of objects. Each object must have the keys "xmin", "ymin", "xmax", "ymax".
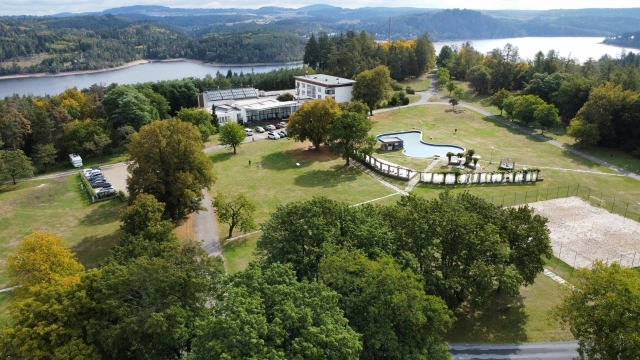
[
  {"xmin": 69, "ymin": 154, "xmax": 83, "ymax": 168},
  {"xmin": 244, "ymin": 128, "xmax": 254, "ymax": 136}
]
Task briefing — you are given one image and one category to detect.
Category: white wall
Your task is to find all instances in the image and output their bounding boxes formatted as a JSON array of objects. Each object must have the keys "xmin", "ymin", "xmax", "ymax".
[{"xmin": 333, "ymin": 86, "xmax": 353, "ymax": 103}]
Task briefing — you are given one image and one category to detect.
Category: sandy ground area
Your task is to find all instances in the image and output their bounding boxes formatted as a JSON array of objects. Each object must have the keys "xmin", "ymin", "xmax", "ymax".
[
  {"xmin": 528, "ymin": 197, "xmax": 640, "ymax": 268},
  {"xmin": 102, "ymin": 164, "xmax": 129, "ymax": 196}
]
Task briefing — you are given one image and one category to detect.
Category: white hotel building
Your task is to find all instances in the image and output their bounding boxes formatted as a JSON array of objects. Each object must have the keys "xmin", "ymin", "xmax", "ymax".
[
  {"xmin": 199, "ymin": 75, "xmax": 355, "ymax": 125},
  {"xmin": 294, "ymin": 74, "xmax": 355, "ymax": 103}
]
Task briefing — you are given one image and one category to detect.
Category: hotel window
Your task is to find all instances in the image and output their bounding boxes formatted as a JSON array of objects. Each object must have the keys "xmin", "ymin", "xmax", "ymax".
[{"xmin": 325, "ymin": 89, "xmax": 335, "ymax": 95}]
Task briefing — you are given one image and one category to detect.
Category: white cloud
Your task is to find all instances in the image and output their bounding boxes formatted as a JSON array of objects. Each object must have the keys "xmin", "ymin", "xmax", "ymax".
[{"xmin": 0, "ymin": 0, "xmax": 639, "ymax": 16}]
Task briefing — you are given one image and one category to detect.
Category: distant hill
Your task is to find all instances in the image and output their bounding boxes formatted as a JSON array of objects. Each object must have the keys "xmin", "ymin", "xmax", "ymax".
[{"xmin": 43, "ymin": 4, "xmax": 640, "ymax": 40}]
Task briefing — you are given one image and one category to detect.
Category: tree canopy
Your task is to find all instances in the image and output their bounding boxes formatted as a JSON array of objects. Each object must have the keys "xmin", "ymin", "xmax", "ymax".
[
  {"xmin": 126, "ymin": 119, "xmax": 215, "ymax": 222},
  {"xmin": 286, "ymin": 97, "xmax": 341, "ymax": 150},
  {"xmin": 553, "ymin": 261, "xmax": 640, "ymax": 359},
  {"xmin": 326, "ymin": 112, "xmax": 376, "ymax": 166},
  {"xmin": 218, "ymin": 122, "xmax": 246, "ymax": 154},
  {"xmin": 352, "ymin": 65, "xmax": 392, "ymax": 116}
]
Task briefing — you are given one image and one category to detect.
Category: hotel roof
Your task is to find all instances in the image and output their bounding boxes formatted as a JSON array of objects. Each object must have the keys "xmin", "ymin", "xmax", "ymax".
[{"xmin": 294, "ymin": 74, "xmax": 356, "ymax": 87}]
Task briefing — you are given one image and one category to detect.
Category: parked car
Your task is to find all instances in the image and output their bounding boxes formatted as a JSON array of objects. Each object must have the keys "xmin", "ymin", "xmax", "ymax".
[
  {"xmin": 244, "ymin": 128, "xmax": 254, "ymax": 136},
  {"xmin": 255, "ymin": 126, "xmax": 265, "ymax": 133},
  {"xmin": 278, "ymin": 121, "xmax": 287, "ymax": 128},
  {"xmin": 84, "ymin": 169, "xmax": 101, "ymax": 177},
  {"xmin": 265, "ymin": 125, "xmax": 276, "ymax": 131},
  {"xmin": 96, "ymin": 187, "xmax": 117, "ymax": 196},
  {"xmin": 275, "ymin": 123, "xmax": 283, "ymax": 129},
  {"xmin": 267, "ymin": 131, "xmax": 280, "ymax": 140},
  {"xmin": 278, "ymin": 130, "xmax": 287, "ymax": 138},
  {"xmin": 88, "ymin": 175, "xmax": 105, "ymax": 183}
]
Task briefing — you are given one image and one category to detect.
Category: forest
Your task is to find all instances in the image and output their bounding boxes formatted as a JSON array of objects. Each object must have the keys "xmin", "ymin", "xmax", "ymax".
[
  {"xmin": 303, "ymin": 30, "xmax": 436, "ymax": 81},
  {"xmin": 3, "ymin": 5, "xmax": 640, "ymax": 76},
  {"xmin": 0, "ymin": 15, "xmax": 306, "ymax": 76},
  {"xmin": 0, "ymin": 188, "xmax": 554, "ymax": 358},
  {"xmin": 432, "ymin": 41, "xmax": 640, "ymax": 156},
  {"xmin": 0, "ymin": 66, "xmax": 309, "ymax": 176}
]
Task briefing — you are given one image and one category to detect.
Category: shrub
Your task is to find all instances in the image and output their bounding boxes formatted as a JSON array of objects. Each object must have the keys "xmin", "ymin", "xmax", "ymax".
[
  {"xmin": 405, "ymin": 86, "xmax": 415, "ymax": 94},
  {"xmin": 389, "ymin": 79, "xmax": 403, "ymax": 91}
]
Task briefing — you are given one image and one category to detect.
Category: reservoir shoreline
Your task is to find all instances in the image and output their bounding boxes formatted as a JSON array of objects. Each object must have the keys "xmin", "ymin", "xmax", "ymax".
[{"xmin": 0, "ymin": 58, "xmax": 304, "ymax": 81}]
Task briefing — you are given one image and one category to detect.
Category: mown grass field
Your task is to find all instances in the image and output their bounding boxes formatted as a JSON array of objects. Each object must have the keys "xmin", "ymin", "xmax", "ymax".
[
  {"xmin": 0, "ymin": 176, "xmax": 125, "ymax": 288},
  {"xmin": 210, "ymin": 138, "xmax": 397, "ymax": 272},
  {"xmin": 369, "ymin": 104, "xmax": 640, "ymax": 219},
  {"xmin": 446, "ymin": 274, "xmax": 573, "ymax": 343}
]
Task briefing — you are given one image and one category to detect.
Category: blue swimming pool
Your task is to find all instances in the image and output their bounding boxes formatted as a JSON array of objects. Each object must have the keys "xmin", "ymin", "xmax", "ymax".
[{"xmin": 376, "ymin": 131, "xmax": 465, "ymax": 158}]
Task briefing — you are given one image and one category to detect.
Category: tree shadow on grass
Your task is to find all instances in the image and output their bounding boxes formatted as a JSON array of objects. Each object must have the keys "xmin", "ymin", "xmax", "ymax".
[
  {"xmin": 79, "ymin": 200, "xmax": 123, "ymax": 226},
  {"xmin": 294, "ymin": 165, "xmax": 361, "ymax": 188},
  {"xmin": 72, "ymin": 231, "xmax": 121, "ymax": 270},
  {"xmin": 260, "ymin": 147, "xmax": 340, "ymax": 171},
  {"xmin": 482, "ymin": 116, "xmax": 547, "ymax": 144},
  {"xmin": 209, "ymin": 151, "xmax": 234, "ymax": 163},
  {"xmin": 446, "ymin": 293, "xmax": 529, "ymax": 344}
]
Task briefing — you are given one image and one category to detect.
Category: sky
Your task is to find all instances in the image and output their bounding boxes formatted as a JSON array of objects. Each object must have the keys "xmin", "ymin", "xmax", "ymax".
[{"xmin": 1, "ymin": 0, "xmax": 639, "ymax": 16}]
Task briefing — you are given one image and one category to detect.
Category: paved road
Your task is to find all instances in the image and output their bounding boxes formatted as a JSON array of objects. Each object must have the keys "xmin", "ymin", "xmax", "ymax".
[
  {"xmin": 194, "ymin": 188, "xmax": 222, "ymax": 257},
  {"xmin": 449, "ymin": 341, "xmax": 579, "ymax": 360}
]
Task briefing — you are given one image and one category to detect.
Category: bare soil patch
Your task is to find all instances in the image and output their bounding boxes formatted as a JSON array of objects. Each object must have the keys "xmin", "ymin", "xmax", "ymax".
[{"xmin": 529, "ymin": 197, "xmax": 640, "ymax": 268}]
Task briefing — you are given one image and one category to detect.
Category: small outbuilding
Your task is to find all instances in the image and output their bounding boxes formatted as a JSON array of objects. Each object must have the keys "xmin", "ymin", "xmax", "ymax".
[{"xmin": 379, "ymin": 137, "xmax": 404, "ymax": 151}]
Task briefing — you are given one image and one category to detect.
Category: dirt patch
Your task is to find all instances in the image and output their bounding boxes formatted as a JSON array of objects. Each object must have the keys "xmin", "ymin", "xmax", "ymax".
[
  {"xmin": 174, "ymin": 213, "xmax": 195, "ymax": 242},
  {"xmin": 529, "ymin": 197, "xmax": 640, "ymax": 268}
]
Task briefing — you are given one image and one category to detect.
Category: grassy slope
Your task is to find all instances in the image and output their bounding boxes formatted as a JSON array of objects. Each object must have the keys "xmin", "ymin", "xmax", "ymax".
[
  {"xmin": 0, "ymin": 176, "xmax": 124, "ymax": 288},
  {"xmin": 369, "ymin": 105, "xmax": 640, "ymax": 219},
  {"xmin": 211, "ymin": 138, "xmax": 397, "ymax": 273},
  {"xmin": 446, "ymin": 274, "xmax": 572, "ymax": 343}
]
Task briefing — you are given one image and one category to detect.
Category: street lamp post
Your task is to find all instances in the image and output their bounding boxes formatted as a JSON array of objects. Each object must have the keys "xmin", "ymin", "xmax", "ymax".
[{"xmin": 490, "ymin": 147, "xmax": 494, "ymax": 164}]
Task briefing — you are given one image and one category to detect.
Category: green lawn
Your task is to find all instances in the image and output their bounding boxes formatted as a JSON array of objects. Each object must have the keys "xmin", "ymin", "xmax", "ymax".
[
  {"xmin": 0, "ymin": 176, "xmax": 125, "ymax": 288},
  {"xmin": 223, "ymin": 233, "xmax": 260, "ymax": 274},
  {"xmin": 400, "ymin": 75, "xmax": 430, "ymax": 91},
  {"xmin": 446, "ymin": 274, "xmax": 572, "ymax": 343},
  {"xmin": 210, "ymin": 138, "xmax": 397, "ymax": 273},
  {"xmin": 369, "ymin": 105, "xmax": 640, "ymax": 218}
]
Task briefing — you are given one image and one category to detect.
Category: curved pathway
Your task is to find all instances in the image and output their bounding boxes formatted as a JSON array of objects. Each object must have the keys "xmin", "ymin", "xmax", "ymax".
[{"xmin": 371, "ymin": 72, "xmax": 640, "ymax": 182}]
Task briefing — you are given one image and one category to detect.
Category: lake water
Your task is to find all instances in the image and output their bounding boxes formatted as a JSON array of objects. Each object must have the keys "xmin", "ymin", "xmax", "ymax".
[
  {"xmin": 0, "ymin": 37, "xmax": 629, "ymax": 98},
  {"xmin": 0, "ymin": 61, "xmax": 299, "ymax": 98},
  {"xmin": 433, "ymin": 37, "xmax": 626, "ymax": 63},
  {"xmin": 377, "ymin": 130, "xmax": 465, "ymax": 158}
]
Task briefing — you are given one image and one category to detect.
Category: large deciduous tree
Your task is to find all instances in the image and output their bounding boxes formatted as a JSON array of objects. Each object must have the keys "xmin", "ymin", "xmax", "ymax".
[
  {"xmin": 320, "ymin": 251, "xmax": 453, "ymax": 360},
  {"xmin": 326, "ymin": 112, "xmax": 376, "ymax": 166},
  {"xmin": 176, "ymin": 107, "xmax": 217, "ymax": 142},
  {"xmin": 553, "ymin": 261, "xmax": 640, "ymax": 359},
  {"xmin": 352, "ymin": 65, "xmax": 392, "ymax": 116},
  {"xmin": 212, "ymin": 192, "xmax": 256, "ymax": 239},
  {"xmin": 466, "ymin": 65, "xmax": 491, "ymax": 94},
  {"xmin": 7, "ymin": 232, "xmax": 84, "ymax": 292},
  {"xmin": 257, "ymin": 196, "xmax": 346, "ymax": 281},
  {"xmin": 119, "ymin": 193, "xmax": 166, "ymax": 236},
  {"xmin": 489, "ymin": 89, "xmax": 512, "ymax": 116},
  {"xmin": 511, "ymin": 94, "xmax": 547, "ymax": 126},
  {"xmin": 126, "ymin": 119, "xmax": 215, "ymax": 222},
  {"xmin": 103, "ymin": 86, "xmax": 158, "ymax": 130},
  {"xmin": 31, "ymin": 143, "xmax": 57, "ymax": 172},
  {"xmin": 218, "ymin": 121, "xmax": 246, "ymax": 154},
  {"xmin": 286, "ymin": 97, "xmax": 341, "ymax": 150},
  {"xmin": 1, "ymin": 149, "xmax": 34, "ymax": 185},
  {"xmin": 435, "ymin": 67, "xmax": 451, "ymax": 89},
  {"xmin": 534, "ymin": 103, "xmax": 561, "ymax": 135},
  {"xmin": 85, "ymin": 243, "xmax": 225, "ymax": 359},
  {"xmin": 569, "ymin": 82, "xmax": 636, "ymax": 147},
  {"xmin": 191, "ymin": 263, "xmax": 362, "ymax": 360}
]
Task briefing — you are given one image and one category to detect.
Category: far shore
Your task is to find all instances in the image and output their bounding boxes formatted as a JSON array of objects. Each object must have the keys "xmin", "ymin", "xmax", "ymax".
[{"xmin": 0, "ymin": 58, "xmax": 303, "ymax": 81}]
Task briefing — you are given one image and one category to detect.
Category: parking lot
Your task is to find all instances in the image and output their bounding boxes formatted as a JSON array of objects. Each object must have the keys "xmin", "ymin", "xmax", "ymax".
[{"xmin": 101, "ymin": 163, "xmax": 129, "ymax": 196}]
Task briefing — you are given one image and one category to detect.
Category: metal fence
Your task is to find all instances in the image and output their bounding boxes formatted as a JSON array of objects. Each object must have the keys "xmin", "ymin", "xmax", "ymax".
[{"xmin": 479, "ymin": 184, "xmax": 640, "ymax": 223}]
